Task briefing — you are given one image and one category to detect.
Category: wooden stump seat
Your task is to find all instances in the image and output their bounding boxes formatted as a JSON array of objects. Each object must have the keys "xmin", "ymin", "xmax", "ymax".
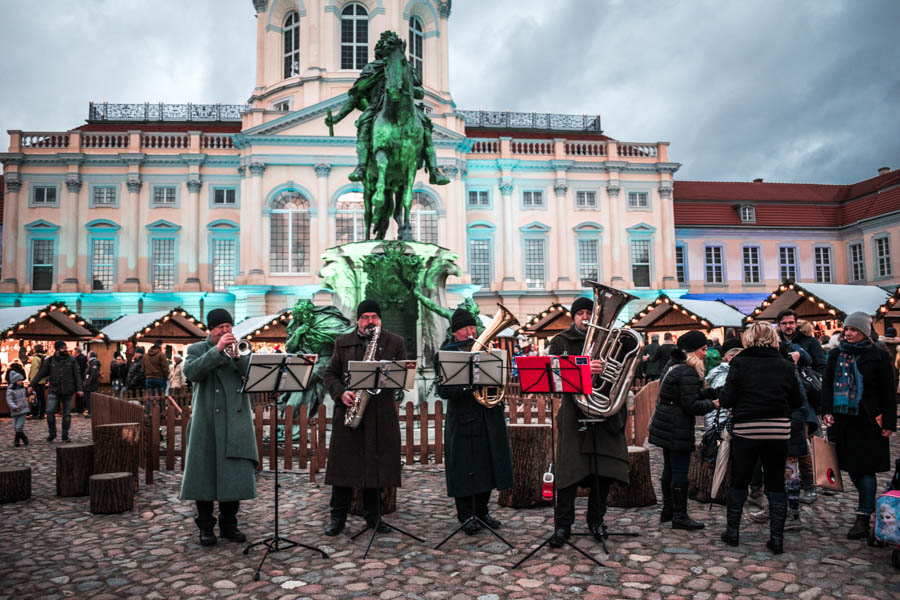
[
  {"xmin": 498, "ymin": 423, "xmax": 553, "ymax": 508},
  {"xmin": 93, "ymin": 422, "xmax": 140, "ymax": 492},
  {"xmin": 56, "ymin": 443, "xmax": 94, "ymax": 497},
  {"xmin": 0, "ymin": 466, "xmax": 32, "ymax": 503},
  {"xmin": 608, "ymin": 446, "xmax": 657, "ymax": 507},
  {"xmin": 688, "ymin": 443, "xmax": 727, "ymax": 505},
  {"xmin": 89, "ymin": 472, "xmax": 134, "ymax": 514}
]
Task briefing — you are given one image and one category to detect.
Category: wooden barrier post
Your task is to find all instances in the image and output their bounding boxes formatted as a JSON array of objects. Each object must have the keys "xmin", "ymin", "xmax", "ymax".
[
  {"xmin": 56, "ymin": 443, "xmax": 94, "ymax": 497},
  {"xmin": 0, "ymin": 466, "xmax": 31, "ymax": 503}
]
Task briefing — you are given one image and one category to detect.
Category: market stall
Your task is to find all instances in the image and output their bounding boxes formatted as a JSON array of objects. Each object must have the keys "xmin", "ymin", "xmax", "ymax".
[
  {"xmin": 875, "ymin": 288, "xmax": 900, "ymax": 334},
  {"xmin": 232, "ymin": 311, "xmax": 292, "ymax": 350},
  {"xmin": 629, "ymin": 294, "xmax": 746, "ymax": 341}
]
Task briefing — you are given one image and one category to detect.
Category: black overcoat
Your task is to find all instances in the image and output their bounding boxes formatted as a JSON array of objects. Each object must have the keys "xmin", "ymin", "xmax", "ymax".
[
  {"xmin": 323, "ymin": 329, "xmax": 406, "ymax": 488},
  {"xmin": 548, "ymin": 324, "xmax": 629, "ymax": 488},
  {"xmin": 435, "ymin": 338, "xmax": 514, "ymax": 497},
  {"xmin": 648, "ymin": 356, "xmax": 716, "ymax": 452},
  {"xmin": 823, "ymin": 344, "xmax": 896, "ymax": 473}
]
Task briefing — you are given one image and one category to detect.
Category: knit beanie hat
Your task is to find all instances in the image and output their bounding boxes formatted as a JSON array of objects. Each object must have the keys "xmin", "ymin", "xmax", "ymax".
[
  {"xmin": 206, "ymin": 308, "xmax": 234, "ymax": 330},
  {"xmin": 54, "ymin": 340, "xmax": 67, "ymax": 351},
  {"xmin": 134, "ymin": 346, "xmax": 145, "ymax": 355},
  {"xmin": 450, "ymin": 307, "xmax": 477, "ymax": 332},
  {"xmin": 721, "ymin": 336, "xmax": 743, "ymax": 353},
  {"xmin": 887, "ymin": 326, "xmax": 898, "ymax": 338},
  {"xmin": 843, "ymin": 311, "xmax": 872, "ymax": 334},
  {"xmin": 356, "ymin": 299, "xmax": 381, "ymax": 318},
  {"xmin": 570, "ymin": 296, "xmax": 593, "ymax": 316},
  {"xmin": 677, "ymin": 330, "xmax": 708, "ymax": 353}
]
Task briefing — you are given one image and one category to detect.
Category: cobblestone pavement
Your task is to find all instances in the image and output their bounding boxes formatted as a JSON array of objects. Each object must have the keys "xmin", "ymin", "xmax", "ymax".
[{"xmin": 1, "ymin": 417, "xmax": 899, "ymax": 600}]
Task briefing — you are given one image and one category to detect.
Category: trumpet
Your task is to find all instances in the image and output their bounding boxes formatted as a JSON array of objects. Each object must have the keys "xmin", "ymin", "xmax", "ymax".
[{"xmin": 224, "ymin": 337, "xmax": 252, "ymax": 359}]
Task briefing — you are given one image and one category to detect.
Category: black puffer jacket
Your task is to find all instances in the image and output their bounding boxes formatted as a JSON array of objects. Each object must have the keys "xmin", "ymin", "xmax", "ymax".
[
  {"xmin": 719, "ymin": 346, "xmax": 802, "ymax": 423},
  {"xmin": 648, "ymin": 356, "xmax": 716, "ymax": 451}
]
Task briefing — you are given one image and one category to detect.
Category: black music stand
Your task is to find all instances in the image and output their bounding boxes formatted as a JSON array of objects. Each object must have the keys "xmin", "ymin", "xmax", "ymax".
[
  {"xmin": 513, "ymin": 358, "xmax": 606, "ymax": 568},
  {"xmin": 346, "ymin": 359, "xmax": 424, "ymax": 559},
  {"xmin": 433, "ymin": 350, "xmax": 514, "ymax": 550},
  {"xmin": 242, "ymin": 353, "xmax": 329, "ymax": 580}
]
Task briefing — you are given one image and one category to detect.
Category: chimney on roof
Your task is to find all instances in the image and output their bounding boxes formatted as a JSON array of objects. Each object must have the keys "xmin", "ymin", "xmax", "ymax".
[
  {"xmin": 753, "ymin": 178, "xmax": 764, "ymax": 183},
  {"xmin": 878, "ymin": 166, "xmax": 891, "ymax": 176}
]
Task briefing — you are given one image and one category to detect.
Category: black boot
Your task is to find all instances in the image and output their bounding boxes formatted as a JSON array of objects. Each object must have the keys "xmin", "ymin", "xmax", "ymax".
[
  {"xmin": 324, "ymin": 516, "xmax": 346, "ymax": 536},
  {"xmin": 195, "ymin": 517, "xmax": 217, "ymax": 546},
  {"xmin": 847, "ymin": 514, "xmax": 870, "ymax": 540},
  {"xmin": 660, "ymin": 472, "xmax": 673, "ymax": 523},
  {"xmin": 721, "ymin": 488, "xmax": 747, "ymax": 546},
  {"xmin": 671, "ymin": 485, "xmax": 705, "ymax": 530},
  {"xmin": 14, "ymin": 432, "xmax": 21, "ymax": 447},
  {"xmin": 21, "ymin": 432, "xmax": 28, "ymax": 445},
  {"xmin": 218, "ymin": 501, "xmax": 246, "ymax": 542},
  {"xmin": 766, "ymin": 492, "xmax": 788, "ymax": 554}
]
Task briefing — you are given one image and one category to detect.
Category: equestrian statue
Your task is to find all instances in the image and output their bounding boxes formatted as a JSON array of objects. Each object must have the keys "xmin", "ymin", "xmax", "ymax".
[{"xmin": 326, "ymin": 30, "xmax": 450, "ymax": 241}]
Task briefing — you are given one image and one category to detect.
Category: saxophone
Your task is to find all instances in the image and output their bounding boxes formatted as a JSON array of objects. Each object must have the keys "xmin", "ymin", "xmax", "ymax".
[{"xmin": 344, "ymin": 325, "xmax": 380, "ymax": 429}]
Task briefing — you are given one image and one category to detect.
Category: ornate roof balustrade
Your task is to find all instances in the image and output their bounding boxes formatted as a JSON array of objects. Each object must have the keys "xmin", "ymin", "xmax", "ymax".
[
  {"xmin": 457, "ymin": 110, "xmax": 603, "ymax": 132},
  {"xmin": 88, "ymin": 101, "xmax": 246, "ymax": 122}
]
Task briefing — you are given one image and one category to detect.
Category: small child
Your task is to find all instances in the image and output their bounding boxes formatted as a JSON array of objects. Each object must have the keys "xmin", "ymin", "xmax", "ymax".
[
  {"xmin": 7, "ymin": 370, "xmax": 30, "ymax": 446},
  {"xmin": 704, "ymin": 347, "xmax": 741, "ymax": 427}
]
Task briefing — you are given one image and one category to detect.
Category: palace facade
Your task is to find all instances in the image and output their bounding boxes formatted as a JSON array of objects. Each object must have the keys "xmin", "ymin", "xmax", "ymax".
[{"xmin": 1, "ymin": 0, "xmax": 897, "ymax": 329}]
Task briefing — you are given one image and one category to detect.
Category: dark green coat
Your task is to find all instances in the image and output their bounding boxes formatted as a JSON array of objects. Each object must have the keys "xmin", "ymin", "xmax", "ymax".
[
  {"xmin": 548, "ymin": 324, "xmax": 629, "ymax": 488},
  {"xmin": 179, "ymin": 338, "xmax": 258, "ymax": 502},
  {"xmin": 323, "ymin": 329, "xmax": 406, "ymax": 488},
  {"xmin": 435, "ymin": 338, "xmax": 514, "ymax": 498}
]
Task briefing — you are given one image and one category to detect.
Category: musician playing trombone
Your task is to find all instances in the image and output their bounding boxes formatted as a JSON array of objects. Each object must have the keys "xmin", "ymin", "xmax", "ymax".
[
  {"xmin": 547, "ymin": 296, "xmax": 629, "ymax": 547},
  {"xmin": 435, "ymin": 308, "xmax": 514, "ymax": 534},
  {"xmin": 322, "ymin": 300, "xmax": 406, "ymax": 536}
]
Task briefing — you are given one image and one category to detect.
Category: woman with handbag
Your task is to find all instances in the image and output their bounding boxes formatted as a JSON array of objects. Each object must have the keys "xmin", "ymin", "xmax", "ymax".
[
  {"xmin": 822, "ymin": 312, "xmax": 896, "ymax": 541},
  {"xmin": 649, "ymin": 330, "xmax": 718, "ymax": 530},
  {"xmin": 718, "ymin": 322, "xmax": 803, "ymax": 554}
]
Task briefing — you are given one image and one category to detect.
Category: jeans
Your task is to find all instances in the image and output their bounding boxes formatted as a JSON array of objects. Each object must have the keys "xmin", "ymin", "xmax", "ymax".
[
  {"xmin": 12, "ymin": 414, "xmax": 26, "ymax": 433},
  {"xmin": 730, "ymin": 435, "xmax": 789, "ymax": 493},
  {"xmin": 662, "ymin": 448, "xmax": 692, "ymax": 487},
  {"xmin": 46, "ymin": 393, "xmax": 73, "ymax": 439},
  {"xmin": 31, "ymin": 383, "xmax": 46, "ymax": 418},
  {"xmin": 145, "ymin": 378, "xmax": 167, "ymax": 415},
  {"xmin": 112, "ymin": 379, "xmax": 124, "ymax": 399},
  {"xmin": 83, "ymin": 390, "xmax": 92, "ymax": 415},
  {"xmin": 554, "ymin": 475, "xmax": 611, "ymax": 529},
  {"xmin": 848, "ymin": 472, "xmax": 877, "ymax": 516}
]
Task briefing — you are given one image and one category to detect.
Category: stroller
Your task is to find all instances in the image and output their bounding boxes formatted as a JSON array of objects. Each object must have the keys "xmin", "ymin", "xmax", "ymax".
[{"xmin": 869, "ymin": 458, "xmax": 900, "ymax": 569}]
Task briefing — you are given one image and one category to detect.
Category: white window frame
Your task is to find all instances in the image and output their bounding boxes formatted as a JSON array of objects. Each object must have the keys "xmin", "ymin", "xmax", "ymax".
[
  {"xmin": 30, "ymin": 184, "xmax": 59, "ymax": 207},
  {"xmin": 778, "ymin": 245, "xmax": 797, "ymax": 282},
  {"xmin": 742, "ymin": 246, "xmax": 762, "ymax": 284},
  {"xmin": 151, "ymin": 184, "xmax": 178, "ymax": 207},
  {"xmin": 575, "ymin": 190, "xmax": 597, "ymax": 209},
  {"xmin": 675, "ymin": 244, "xmax": 687, "ymax": 285},
  {"xmin": 874, "ymin": 235, "xmax": 893, "ymax": 279},
  {"xmin": 704, "ymin": 245, "xmax": 725, "ymax": 284},
  {"xmin": 522, "ymin": 190, "xmax": 545, "ymax": 209},
  {"xmin": 627, "ymin": 191, "xmax": 649, "ymax": 209},
  {"xmin": 340, "ymin": 3, "xmax": 369, "ymax": 70},
  {"xmin": 467, "ymin": 189, "xmax": 490, "ymax": 209},
  {"xmin": 849, "ymin": 242, "xmax": 865, "ymax": 282},
  {"xmin": 739, "ymin": 204, "xmax": 756, "ymax": 223},
  {"xmin": 269, "ymin": 191, "xmax": 311, "ymax": 275},
  {"xmin": 211, "ymin": 187, "xmax": 238, "ymax": 208},
  {"xmin": 814, "ymin": 245, "xmax": 833, "ymax": 283},
  {"xmin": 150, "ymin": 237, "xmax": 176, "ymax": 292},
  {"xmin": 90, "ymin": 185, "xmax": 118, "ymax": 207},
  {"xmin": 408, "ymin": 16, "xmax": 424, "ymax": 79},
  {"xmin": 283, "ymin": 11, "xmax": 300, "ymax": 78}
]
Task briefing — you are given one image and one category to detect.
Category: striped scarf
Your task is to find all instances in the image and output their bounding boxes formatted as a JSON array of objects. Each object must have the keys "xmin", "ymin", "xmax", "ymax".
[{"xmin": 833, "ymin": 339, "xmax": 870, "ymax": 415}]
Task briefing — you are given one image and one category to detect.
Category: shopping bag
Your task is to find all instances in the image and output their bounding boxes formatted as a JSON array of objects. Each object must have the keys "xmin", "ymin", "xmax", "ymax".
[
  {"xmin": 711, "ymin": 428, "xmax": 731, "ymax": 499},
  {"xmin": 811, "ymin": 433, "xmax": 844, "ymax": 492}
]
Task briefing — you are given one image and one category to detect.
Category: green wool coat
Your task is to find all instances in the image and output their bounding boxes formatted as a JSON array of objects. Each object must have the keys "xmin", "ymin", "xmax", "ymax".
[
  {"xmin": 548, "ymin": 324, "xmax": 630, "ymax": 489},
  {"xmin": 179, "ymin": 338, "xmax": 259, "ymax": 502}
]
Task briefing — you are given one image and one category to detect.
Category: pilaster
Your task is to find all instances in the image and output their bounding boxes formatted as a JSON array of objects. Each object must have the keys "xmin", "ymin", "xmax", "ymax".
[
  {"xmin": 315, "ymin": 164, "xmax": 331, "ymax": 258},
  {"xmin": 184, "ymin": 177, "xmax": 203, "ymax": 290},
  {"xmin": 0, "ymin": 172, "xmax": 22, "ymax": 289}
]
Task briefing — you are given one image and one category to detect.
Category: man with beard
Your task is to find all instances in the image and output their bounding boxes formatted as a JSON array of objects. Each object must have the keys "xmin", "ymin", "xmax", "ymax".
[
  {"xmin": 435, "ymin": 308, "xmax": 513, "ymax": 534},
  {"xmin": 547, "ymin": 296, "xmax": 628, "ymax": 547}
]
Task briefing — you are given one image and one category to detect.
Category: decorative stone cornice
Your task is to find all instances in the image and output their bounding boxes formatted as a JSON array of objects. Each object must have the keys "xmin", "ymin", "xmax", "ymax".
[
  {"xmin": 314, "ymin": 163, "xmax": 332, "ymax": 178},
  {"xmin": 0, "ymin": 153, "xmax": 25, "ymax": 167},
  {"xmin": 59, "ymin": 152, "xmax": 85, "ymax": 166},
  {"xmin": 606, "ymin": 182, "xmax": 621, "ymax": 198},
  {"xmin": 248, "ymin": 162, "xmax": 266, "ymax": 176},
  {"xmin": 126, "ymin": 174, "xmax": 142, "ymax": 193},
  {"xmin": 119, "ymin": 153, "xmax": 146, "ymax": 167},
  {"xmin": 499, "ymin": 183, "xmax": 514, "ymax": 196},
  {"xmin": 4, "ymin": 173, "xmax": 22, "ymax": 193},
  {"xmin": 553, "ymin": 180, "xmax": 568, "ymax": 196},
  {"xmin": 180, "ymin": 153, "xmax": 207, "ymax": 167},
  {"xmin": 65, "ymin": 175, "xmax": 82, "ymax": 193},
  {"xmin": 658, "ymin": 183, "xmax": 673, "ymax": 200},
  {"xmin": 252, "ymin": 0, "xmax": 268, "ymax": 14},
  {"xmin": 439, "ymin": 1, "xmax": 452, "ymax": 18},
  {"xmin": 441, "ymin": 164, "xmax": 459, "ymax": 179},
  {"xmin": 187, "ymin": 178, "xmax": 203, "ymax": 193}
]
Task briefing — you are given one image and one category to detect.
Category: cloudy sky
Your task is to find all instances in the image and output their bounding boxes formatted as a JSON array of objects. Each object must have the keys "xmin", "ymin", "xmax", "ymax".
[{"xmin": 2, "ymin": 0, "xmax": 898, "ymax": 184}]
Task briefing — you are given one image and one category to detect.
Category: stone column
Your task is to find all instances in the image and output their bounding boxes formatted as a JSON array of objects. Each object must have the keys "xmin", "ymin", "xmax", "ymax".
[
  {"xmin": 122, "ymin": 176, "xmax": 143, "ymax": 290},
  {"xmin": 554, "ymin": 180, "xmax": 569, "ymax": 287},
  {"xmin": 607, "ymin": 177, "xmax": 624, "ymax": 286},
  {"xmin": 659, "ymin": 183, "xmax": 676, "ymax": 287},
  {"xmin": 315, "ymin": 164, "xmax": 331, "ymax": 256},
  {"xmin": 1, "ymin": 173, "xmax": 21, "ymax": 288},
  {"xmin": 499, "ymin": 183, "xmax": 515, "ymax": 288},
  {"xmin": 247, "ymin": 162, "xmax": 266, "ymax": 284},
  {"xmin": 61, "ymin": 175, "xmax": 82, "ymax": 290},
  {"xmin": 184, "ymin": 178, "xmax": 202, "ymax": 290}
]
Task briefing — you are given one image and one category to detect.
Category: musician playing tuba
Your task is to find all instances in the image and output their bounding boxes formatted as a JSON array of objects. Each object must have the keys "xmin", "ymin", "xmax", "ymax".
[
  {"xmin": 322, "ymin": 300, "xmax": 406, "ymax": 536},
  {"xmin": 435, "ymin": 308, "xmax": 514, "ymax": 534},
  {"xmin": 547, "ymin": 296, "xmax": 628, "ymax": 547}
]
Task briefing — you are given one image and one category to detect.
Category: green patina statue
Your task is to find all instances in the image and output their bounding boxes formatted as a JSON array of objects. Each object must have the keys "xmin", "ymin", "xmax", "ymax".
[{"xmin": 326, "ymin": 30, "xmax": 450, "ymax": 241}]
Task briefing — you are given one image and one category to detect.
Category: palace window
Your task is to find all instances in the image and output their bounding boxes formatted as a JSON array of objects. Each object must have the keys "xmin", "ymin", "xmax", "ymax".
[
  {"xmin": 742, "ymin": 246, "xmax": 761, "ymax": 284},
  {"xmin": 875, "ymin": 236, "xmax": 892, "ymax": 278},
  {"xmin": 92, "ymin": 186, "xmax": 117, "ymax": 206},
  {"xmin": 577, "ymin": 238, "xmax": 601, "ymax": 283},
  {"xmin": 675, "ymin": 245, "xmax": 686, "ymax": 285},
  {"xmin": 335, "ymin": 192, "xmax": 366, "ymax": 244},
  {"xmin": 467, "ymin": 190, "xmax": 489, "ymax": 208},
  {"xmin": 739, "ymin": 204, "xmax": 756, "ymax": 223},
  {"xmin": 849, "ymin": 242, "xmax": 865, "ymax": 282},
  {"xmin": 212, "ymin": 187, "xmax": 237, "ymax": 206},
  {"xmin": 814, "ymin": 246, "xmax": 833, "ymax": 283},
  {"xmin": 408, "ymin": 16, "xmax": 424, "ymax": 79},
  {"xmin": 576, "ymin": 191, "xmax": 597, "ymax": 209},
  {"xmin": 273, "ymin": 99, "xmax": 292, "ymax": 112},
  {"xmin": 152, "ymin": 185, "xmax": 177, "ymax": 206},
  {"xmin": 283, "ymin": 11, "xmax": 300, "ymax": 78},
  {"xmin": 32, "ymin": 185, "xmax": 58, "ymax": 206},
  {"xmin": 524, "ymin": 238, "xmax": 546, "ymax": 289},
  {"xmin": 212, "ymin": 238, "xmax": 237, "ymax": 291},
  {"xmin": 631, "ymin": 239, "xmax": 651, "ymax": 287},
  {"xmin": 270, "ymin": 191, "xmax": 311, "ymax": 274},
  {"xmin": 523, "ymin": 190, "xmax": 544, "ymax": 208},
  {"xmin": 627, "ymin": 191, "xmax": 648, "ymax": 209},
  {"xmin": 31, "ymin": 239, "xmax": 55, "ymax": 291},
  {"xmin": 410, "ymin": 192, "xmax": 438, "ymax": 244},
  {"xmin": 469, "ymin": 239, "xmax": 491, "ymax": 286},
  {"xmin": 779, "ymin": 246, "xmax": 797, "ymax": 281},
  {"xmin": 705, "ymin": 246, "xmax": 724, "ymax": 284},
  {"xmin": 151, "ymin": 238, "xmax": 175, "ymax": 291},
  {"xmin": 341, "ymin": 3, "xmax": 368, "ymax": 70},
  {"xmin": 90, "ymin": 239, "xmax": 115, "ymax": 291}
]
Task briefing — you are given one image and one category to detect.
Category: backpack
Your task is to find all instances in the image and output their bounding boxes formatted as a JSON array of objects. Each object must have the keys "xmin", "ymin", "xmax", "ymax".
[{"xmin": 126, "ymin": 357, "xmax": 145, "ymax": 389}]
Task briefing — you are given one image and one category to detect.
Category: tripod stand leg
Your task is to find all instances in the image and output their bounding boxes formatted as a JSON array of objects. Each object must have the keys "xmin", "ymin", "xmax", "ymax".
[
  {"xmin": 434, "ymin": 518, "xmax": 472, "ymax": 550},
  {"xmin": 382, "ymin": 519, "xmax": 425, "ymax": 542},
  {"xmin": 475, "ymin": 517, "xmax": 513, "ymax": 548},
  {"xmin": 563, "ymin": 538, "xmax": 606, "ymax": 567},
  {"xmin": 512, "ymin": 536, "xmax": 552, "ymax": 569}
]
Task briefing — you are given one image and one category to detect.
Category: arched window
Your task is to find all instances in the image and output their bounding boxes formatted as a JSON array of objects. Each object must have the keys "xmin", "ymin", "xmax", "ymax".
[
  {"xmin": 340, "ymin": 3, "xmax": 368, "ymax": 70},
  {"xmin": 270, "ymin": 191, "xmax": 310, "ymax": 274},
  {"xmin": 410, "ymin": 192, "xmax": 439, "ymax": 244},
  {"xmin": 335, "ymin": 192, "xmax": 366, "ymax": 244},
  {"xmin": 283, "ymin": 11, "xmax": 300, "ymax": 78},
  {"xmin": 408, "ymin": 16, "xmax": 424, "ymax": 79}
]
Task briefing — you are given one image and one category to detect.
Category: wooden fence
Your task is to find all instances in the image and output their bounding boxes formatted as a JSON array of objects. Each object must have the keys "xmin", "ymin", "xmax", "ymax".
[{"xmin": 89, "ymin": 379, "xmax": 658, "ymax": 485}]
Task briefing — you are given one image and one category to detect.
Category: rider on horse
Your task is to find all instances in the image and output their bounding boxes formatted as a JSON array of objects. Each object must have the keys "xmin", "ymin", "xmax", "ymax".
[{"xmin": 326, "ymin": 31, "xmax": 450, "ymax": 186}]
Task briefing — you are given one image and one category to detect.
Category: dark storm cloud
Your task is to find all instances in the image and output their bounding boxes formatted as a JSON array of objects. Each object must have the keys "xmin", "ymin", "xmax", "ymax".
[{"xmin": 2, "ymin": 0, "xmax": 898, "ymax": 184}]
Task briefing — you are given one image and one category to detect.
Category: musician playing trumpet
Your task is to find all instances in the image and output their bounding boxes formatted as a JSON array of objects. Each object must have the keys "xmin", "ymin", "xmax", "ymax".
[
  {"xmin": 322, "ymin": 300, "xmax": 406, "ymax": 536},
  {"xmin": 435, "ymin": 308, "xmax": 514, "ymax": 534},
  {"xmin": 548, "ymin": 296, "xmax": 628, "ymax": 548}
]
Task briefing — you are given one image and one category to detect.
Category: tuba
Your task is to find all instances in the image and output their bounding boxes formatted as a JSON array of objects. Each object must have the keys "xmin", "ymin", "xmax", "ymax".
[
  {"xmin": 575, "ymin": 282, "xmax": 644, "ymax": 419},
  {"xmin": 471, "ymin": 304, "xmax": 520, "ymax": 408}
]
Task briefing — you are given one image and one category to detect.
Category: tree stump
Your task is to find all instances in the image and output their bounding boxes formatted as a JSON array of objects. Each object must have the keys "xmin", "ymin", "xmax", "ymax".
[
  {"xmin": 0, "ymin": 466, "xmax": 31, "ymax": 503},
  {"xmin": 608, "ymin": 446, "xmax": 657, "ymax": 507},
  {"xmin": 498, "ymin": 423, "xmax": 553, "ymax": 508},
  {"xmin": 350, "ymin": 487, "xmax": 397, "ymax": 516},
  {"xmin": 89, "ymin": 472, "xmax": 134, "ymax": 514},
  {"xmin": 57, "ymin": 443, "xmax": 94, "ymax": 497},
  {"xmin": 93, "ymin": 422, "xmax": 140, "ymax": 492},
  {"xmin": 688, "ymin": 444, "xmax": 727, "ymax": 505}
]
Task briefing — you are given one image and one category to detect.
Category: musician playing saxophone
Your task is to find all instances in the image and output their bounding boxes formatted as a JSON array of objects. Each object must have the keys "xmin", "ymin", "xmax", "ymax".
[
  {"xmin": 547, "ymin": 296, "xmax": 628, "ymax": 548},
  {"xmin": 435, "ymin": 308, "xmax": 514, "ymax": 534},
  {"xmin": 322, "ymin": 300, "xmax": 406, "ymax": 536}
]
